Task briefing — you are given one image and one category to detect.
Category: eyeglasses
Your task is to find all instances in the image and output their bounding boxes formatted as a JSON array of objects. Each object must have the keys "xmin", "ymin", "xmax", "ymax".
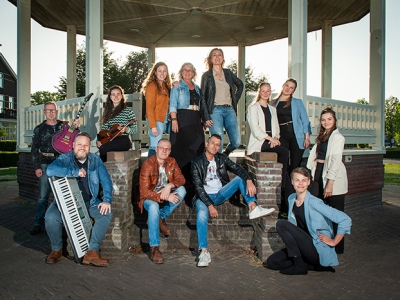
[
  {"xmin": 44, "ymin": 109, "xmax": 56, "ymax": 113},
  {"xmin": 157, "ymin": 146, "xmax": 171, "ymax": 152}
]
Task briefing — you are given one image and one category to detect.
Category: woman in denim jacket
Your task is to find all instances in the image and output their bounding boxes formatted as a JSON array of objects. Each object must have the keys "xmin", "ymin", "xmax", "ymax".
[{"xmin": 169, "ymin": 63, "xmax": 204, "ymax": 181}]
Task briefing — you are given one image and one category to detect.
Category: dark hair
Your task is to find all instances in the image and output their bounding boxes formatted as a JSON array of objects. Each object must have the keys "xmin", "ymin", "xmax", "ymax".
[
  {"xmin": 205, "ymin": 48, "xmax": 225, "ymax": 70},
  {"xmin": 101, "ymin": 85, "xmax": 127, "ymax": 125},
  {"xmin": 141, "ymin": 62, "xmax": 172, "ymax": 94},
  {"xmin": 291, "ymin": 167, "xmax": 311, "ymax": 179},
  {"xmin": 272, "ymin": 78, "xmax": 297, "ymax": 108},
  {"xmin": 74, "ymin": 131, "xmax": 91, "ymax": 141},
  {"xmin": 207, "ymin": 134, "xmax": 222, "ymax": 142},
  {"xmin": 315, "ymin": 106, "xmax": 337, "ymax": 145}
]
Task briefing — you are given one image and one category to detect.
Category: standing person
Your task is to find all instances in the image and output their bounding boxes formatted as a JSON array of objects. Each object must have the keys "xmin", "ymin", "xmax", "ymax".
[
  {"xmin": 271, "ymin": 78, "xmax": 311, "ymax": 173},
  {"xmin": 264, "ymin": 167, "xmax": 351, "ymax": 275},
  {"xmin": 139, "ymin": 139, "xmax": 186, "ymax": 264},
  {"xmin": 306, "ymin": 106, "xmax": 348, "ymax": 254},
  {"xmin": 169, "ymin": 62, "xmax": 204, "ymax": 182},
  {"xmin": 141, "ymin": 62, "xmax": 172, "ymax": 157},
  {"xmin": 30, "ymin": 101, "xmax": 79, "ymax": 235},
  {"xmin": 97, "ymin": 85, "xmax": 137, "ymax": 162},
  {"xmin": 45, "ymin": 132, "xmax": 113, "ymax": 266},
  {"xmin": 247, "ymin": 82, "xmax": 290, "ymax": 194},
  {"xmin": 191, "ymin": 134, "xmax": 275, "ymax": 267},
  {"xmin": 200, "ymin": 48, "xmax": 244, "ymax": 156}
]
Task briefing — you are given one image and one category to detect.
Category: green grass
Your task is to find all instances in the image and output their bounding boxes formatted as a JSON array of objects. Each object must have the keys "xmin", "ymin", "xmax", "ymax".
[
  {"xmin": 384, "ymin": 164, "xmax": 400, "ymax": 185},
  {"xmin": 0, "ymin": 167, "xmax": 17, "ymax": 181}
]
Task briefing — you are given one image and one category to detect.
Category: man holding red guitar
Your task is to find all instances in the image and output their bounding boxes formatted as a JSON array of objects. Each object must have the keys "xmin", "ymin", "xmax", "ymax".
[{"xmin": 30, "ymin": 101, "xmax": 80, "ymax": 235}]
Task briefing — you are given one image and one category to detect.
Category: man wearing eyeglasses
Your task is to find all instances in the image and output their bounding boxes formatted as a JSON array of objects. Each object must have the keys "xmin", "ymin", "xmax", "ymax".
[
  {"xmin": 138, "ymin": 138, "xmax": 186, "ymax": 264},
  {"xmin": 30, "ymin": 101, "xmax": 79, "ymax": 235}
]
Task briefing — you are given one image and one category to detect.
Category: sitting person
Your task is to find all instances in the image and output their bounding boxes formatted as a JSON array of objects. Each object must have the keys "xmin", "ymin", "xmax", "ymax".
[
  {"xmin": 45, "ymin": 132, "xmax": 113, "ymax": 267},
  {"xmin": 139, "ymin": 139, "xmax": 186, "ymax": 264},
  {"xmin": 264, "ymin": 167, "xmax": 352, "ymax": 275},
  {"xmin": 191, "ymin": 134, "xmax": 275, "ymax": 267}
]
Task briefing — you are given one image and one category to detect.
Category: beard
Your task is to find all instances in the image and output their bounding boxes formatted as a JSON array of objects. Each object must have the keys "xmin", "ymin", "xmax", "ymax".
[{"xmin": 74, "ymin": 150, "xmax": 88, "ymax": 160}]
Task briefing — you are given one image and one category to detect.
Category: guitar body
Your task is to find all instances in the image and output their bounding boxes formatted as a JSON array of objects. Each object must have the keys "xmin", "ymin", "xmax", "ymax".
[
  {"xmin": 52, "ymin": 123, "xmax": 80, "ymax": 154},
  {"xmin": 52, "ymin": 93, "xmax": 93, "ymax": 154}
]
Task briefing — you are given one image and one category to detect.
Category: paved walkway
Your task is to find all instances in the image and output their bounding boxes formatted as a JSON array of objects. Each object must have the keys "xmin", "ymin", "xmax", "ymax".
[{"xmin": 1, "ymin": 179, "xmax": 400, "ymax": 299}]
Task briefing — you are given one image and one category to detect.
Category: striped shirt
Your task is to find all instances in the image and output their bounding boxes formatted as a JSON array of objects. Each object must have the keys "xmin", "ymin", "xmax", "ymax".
[{"xmin": 100, "ymin": 108, "xmax": 138, "ymax": 135}]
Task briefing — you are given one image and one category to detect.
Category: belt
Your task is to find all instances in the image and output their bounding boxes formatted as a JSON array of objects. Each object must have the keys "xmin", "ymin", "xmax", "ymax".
[
  {"xmin": 186, "ymin": 104, "xmax": 200, "ymax": 111},
  {"xmin": 214, "ymin": 104, "xmax": 232, "ymax": 108},
  {"xmin": 279, "ymin": 121, "xmax": 293, "ymax": 126},
  {"xmin": 316, "ymin": 159, "xmax": 325, "ymax": 163},
  {"xmin": 41, "ymin": 152, "xmax": 55, "ymax": 157}
]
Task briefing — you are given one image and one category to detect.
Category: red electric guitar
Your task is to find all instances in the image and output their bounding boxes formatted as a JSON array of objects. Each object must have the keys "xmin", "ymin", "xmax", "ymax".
[{"xmin": 52, "ymin": 93, "xmax": 93, "ymax": 154}]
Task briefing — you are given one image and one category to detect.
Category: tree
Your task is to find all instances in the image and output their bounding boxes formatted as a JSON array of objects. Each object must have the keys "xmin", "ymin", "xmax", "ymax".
[
  {"xmin": 55, "ymin": 43, "xmax": 149, "ymax": 99},
  {"xmin": 356, "ymin": 98, "xmax": 369, "ymax": 105},
  {"xmin": 30, "ymin": 91, "xmax": 61, "ymax": 106},
  {"xmin": 225, "ymin": 60, "xmax": 269, "ymax": 93},
  {"xmin": 385, "ymin": 96, "xmax": 400, "ymax": 145}
]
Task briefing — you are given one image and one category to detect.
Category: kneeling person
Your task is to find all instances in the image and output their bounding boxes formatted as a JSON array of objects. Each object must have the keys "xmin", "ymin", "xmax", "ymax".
[
  {"xmin": 191, "ymin": 134, "xmax": 275, "ymax": 267},
  {"xmin": 45, "ymin": 132, "xmax": 113, "ymax": 267},
  {"xmin": 139, "ymin": 139, "xmax": 186, "ymax": 264}
]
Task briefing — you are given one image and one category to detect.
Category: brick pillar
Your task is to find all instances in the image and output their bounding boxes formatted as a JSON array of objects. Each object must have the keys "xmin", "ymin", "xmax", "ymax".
[
  {"xmin": 101, "ymin": 150, "xmax": 140, "ymax": 256},
  {"xmin": 246, "ymin": 152, "xmax": 284, "ymax": 261}
]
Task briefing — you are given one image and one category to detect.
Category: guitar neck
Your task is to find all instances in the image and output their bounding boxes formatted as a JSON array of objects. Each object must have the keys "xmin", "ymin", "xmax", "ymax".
[{"xmin": 68, "ymin": 93, "xmax": 93, "ymax": 131}]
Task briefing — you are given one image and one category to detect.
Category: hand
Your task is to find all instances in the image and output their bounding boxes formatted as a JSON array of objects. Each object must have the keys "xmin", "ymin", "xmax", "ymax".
[
  {"xmin": 246, "ymin": 180, "xmax": 256, "ymax": 197},
  {"xmin": 323, "ymin": 179, "xmax": 334, "ymax": 198},
  {"xmin": 208, "ymin": 205, "xmax": 218, "ymax": 218},
  {"xmin": 167, "ymin": 192, "xmax": 180, "ymax": 204},
  {"xmin": 35, "ymin": 168, "xmax": 43, "ymax": 178},
  {"xmin": 304, "ymin": 138, "xmax": 311, "ymax": 149},
  {"xmin": 318, "ymin": 233, "xmax": 336, "ymax": 246},
  {"xmin": 157, "ymin": 184, "xmax": 173, "ymax": 200},
  {"xmin": 73, "ymin": 119, "xmax": 80, "ymax": 128},
  {"xmin": 78, "ymin": 168, "xmax": 86, "ymax": 178},
  {"xmin": 171, "ymin": 120, "xmax": 179, "ymax": 133},
  {"xmin": 205, "ymin": 120, "xmax": 213, "ymax": 127},
  {"xmin": 268, "ymin": 137, "xmax": 280, "ymax": 148},
  {"xmin": 96, "ymin": 141, "xmax": 102, "ymax": 148},
  {"xmin": 98, "ymin": 202, "xmax": 111, "ymax": 215},
  {"xmin": 151, "ymin": 127, "xmax": 158, "ymax": 137},
  {"xmin": 172, "ymin": 81, "xmax": 179, "ymax": 88}
]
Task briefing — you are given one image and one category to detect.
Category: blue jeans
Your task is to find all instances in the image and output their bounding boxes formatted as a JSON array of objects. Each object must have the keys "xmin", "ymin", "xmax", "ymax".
[
  {"xmin": 209, "ymin": 106, "xmax": 241, "ymax": 153},
  {"xmin": 195, "ymin": 176, "xmax": 256, "ymax": 250},
  {"xmin": 45, "ymin": 200, "xmax": 112, "ymax": 251},
  {"xmin": 35, "ymin": 164, "xmax": 51, "ymax": 227},
  {"xmin": 143, "ymin": 186, "xmax": 186, "ymax": 247},
  {"xmin": 146, "ymin": 116, "xmax": 167, "ymax": 157}
]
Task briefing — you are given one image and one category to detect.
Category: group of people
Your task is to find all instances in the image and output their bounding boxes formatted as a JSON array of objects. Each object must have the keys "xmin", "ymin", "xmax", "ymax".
[{"xmin": 30, "ymin": 47, "xmax": 351, "ymax": 275}]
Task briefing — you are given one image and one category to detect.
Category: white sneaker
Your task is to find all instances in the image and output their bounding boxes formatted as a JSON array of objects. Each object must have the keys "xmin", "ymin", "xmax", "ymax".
[
  {"xmin": 249, "ymin": 206, "xmax": 275, "ymax": 219},
  {"xmin": 197, "ymin": 251, "xmax": 211, "ymax": 267}
]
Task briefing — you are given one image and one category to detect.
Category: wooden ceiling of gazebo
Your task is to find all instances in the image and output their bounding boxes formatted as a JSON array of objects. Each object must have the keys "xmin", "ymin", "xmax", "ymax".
[{"xmin": 8, "ymin": 0, "xmax": 370, "ymax": 47}]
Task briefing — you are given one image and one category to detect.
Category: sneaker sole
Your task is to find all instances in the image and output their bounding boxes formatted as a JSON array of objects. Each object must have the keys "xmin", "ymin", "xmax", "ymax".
[{"xmin": 249, "ymin": 208, "xmax": 275, "ymax": 219}]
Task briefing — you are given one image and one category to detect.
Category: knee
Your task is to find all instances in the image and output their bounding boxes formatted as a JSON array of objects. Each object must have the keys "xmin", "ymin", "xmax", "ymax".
[
  {"xmin": 145, "ymin": 201, "xmax": 160, "ymax": 217},
  {"xmin": 276, "ymin": 219, "xmax": 287, "ymax": 233},
  {"xmin": 176, "ymin": 186, "xmax": 187, "ymax": 200}
]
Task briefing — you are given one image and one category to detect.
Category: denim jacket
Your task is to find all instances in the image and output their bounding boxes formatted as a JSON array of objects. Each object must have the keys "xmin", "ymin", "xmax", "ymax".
[
  {"xmin": 169, "ymin": 80, "xmax": 201, "ymax": 113},
  {"xmin": 288, "ymin": 191, "xmax": 351, "ymax": 266},
  {"xmin": 46, "ymin": 151, "xmax": 113, "ymax": 206}
]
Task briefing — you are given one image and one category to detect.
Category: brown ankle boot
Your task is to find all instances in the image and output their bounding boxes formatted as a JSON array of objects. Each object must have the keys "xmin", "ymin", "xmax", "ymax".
[
  {"xmin": 159, "ymin": 218, "xmax": 171, "ymax": 236},
  {"xmin": 46, "ymin": 250, "xmax": 63, "ymax": 264},
  {"xmin": 82, "ymin": 250, "xmax": 109, "ymax": 267},
  {"xmin": 151, "ymin": 246, "xmax": 165, "ymax": 264}
]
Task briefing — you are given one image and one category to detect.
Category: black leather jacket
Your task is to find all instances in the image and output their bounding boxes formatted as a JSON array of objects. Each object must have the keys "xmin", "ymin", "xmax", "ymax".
[
  {"xmin": 200, "ymin": 69, "xmax": 244, "ymax": 121},
  {"xmin": 191, "ymin": 152, "xmax": 251, "ymax": 207}
]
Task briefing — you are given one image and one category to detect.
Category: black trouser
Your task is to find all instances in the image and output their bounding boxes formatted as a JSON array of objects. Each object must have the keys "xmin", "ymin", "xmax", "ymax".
[
  {"xmin": 311, "ymin": 162, "xmax": 346, "ymax": 253},
  {"xmin": 267, "ymin": 219, "xmax": 319, "ymax": 268},
  {"xmin": 99, "ymin": 135, "xmax": 131, "ymax": 162},
  {"xmin": 279, "ymin": 124, "xmax": 305, "ymax": 174}
]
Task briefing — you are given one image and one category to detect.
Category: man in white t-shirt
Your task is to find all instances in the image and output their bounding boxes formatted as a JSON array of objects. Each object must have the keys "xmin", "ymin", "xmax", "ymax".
[
  {"xmin": 191, "ymin": 134, "xmax": 275, "ymax": 267},
  {"xmin": 139, "ymin": 139, "xmax": 186, "ymax": 264}
]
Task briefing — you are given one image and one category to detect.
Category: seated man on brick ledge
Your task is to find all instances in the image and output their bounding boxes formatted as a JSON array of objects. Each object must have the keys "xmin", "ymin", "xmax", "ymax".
[
  {"xmin": 45, "ymin": 132, "xmax": 113, "ymax": 267},
  {"xmin": 139, "ymin": 139, "xmax": 186, "ymax": 264},
  {"xmin": 191, "ymin": 134, "xmax": 275, "ymax": 267}
]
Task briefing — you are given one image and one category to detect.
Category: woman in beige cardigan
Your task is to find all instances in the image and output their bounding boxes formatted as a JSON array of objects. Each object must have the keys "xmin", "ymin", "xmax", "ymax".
[
  {"xmin": 307, "ymin": 106, "xmax": 348, "ymax": 254},
  {"xmin": 247, "ymin": 83, "xmax": 290, "ymax": 212}
]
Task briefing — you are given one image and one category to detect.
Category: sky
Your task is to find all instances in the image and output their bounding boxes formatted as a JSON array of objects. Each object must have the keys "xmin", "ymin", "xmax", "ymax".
[{"xmin": 0, "ymin": 0, "xmax": 399, "ymax": 103}]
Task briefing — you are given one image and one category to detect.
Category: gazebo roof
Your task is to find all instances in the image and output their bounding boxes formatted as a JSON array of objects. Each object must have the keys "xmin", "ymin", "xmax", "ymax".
[{"xmin": 8, "ymin": 0, "xmax": 370, "ymax": 47}]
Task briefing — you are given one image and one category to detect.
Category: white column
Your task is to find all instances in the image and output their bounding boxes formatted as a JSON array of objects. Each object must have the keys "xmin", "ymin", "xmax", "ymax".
[
  {"xmin": 66, "ymin": 25, "xmax": 77, "ymax": 99},
  {"xmin": 321, "ymin": 20, "xmax": 333, "ymax": 98},
  {"xmin": 288, "ymin": 0, "xmax": 307, "ymax": 100},
  {"xmin": 369, "ymin": 0, "xmax": 386, "ymax": 150},
  {"xmin": 85, "ymin": 0, "xmax": 103, "ymax": 143},
  {"xmin": 148, "ymin": 44, "xmax": 156, "ymax": 70},
  {"xmin": 237, "ymin": 43, "xmax": 246, "ymax": 145},
  {"xmin": 16, "ymin": 0, "xmax": 31, "ymax": 150}
]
